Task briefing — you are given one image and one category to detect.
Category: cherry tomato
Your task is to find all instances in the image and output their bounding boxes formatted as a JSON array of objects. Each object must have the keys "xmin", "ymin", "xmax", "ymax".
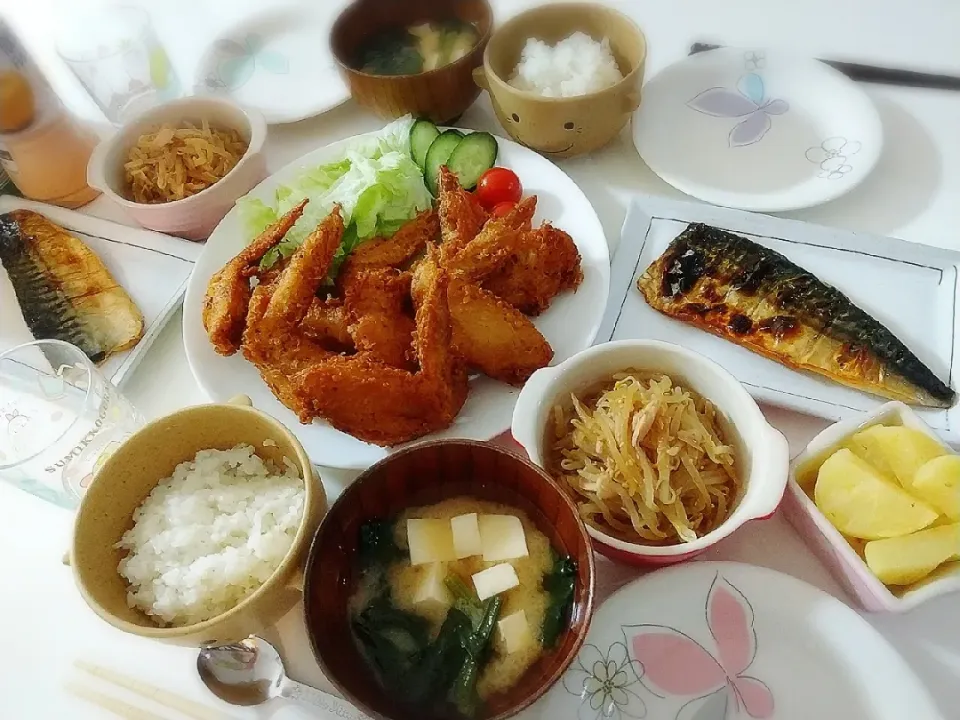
[
  {"xmin": 475, "ymin": 167, "xmax": 522, "ymax": 210},
  {"xmin": 491, "ymin": 201, "xmax": 517, "ymax": 218}
]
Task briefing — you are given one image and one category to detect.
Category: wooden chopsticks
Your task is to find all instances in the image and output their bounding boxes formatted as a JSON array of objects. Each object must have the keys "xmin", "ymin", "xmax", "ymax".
[{"xmin": 67, "ymin": 660, "xmax": 234, "ymax": 720}]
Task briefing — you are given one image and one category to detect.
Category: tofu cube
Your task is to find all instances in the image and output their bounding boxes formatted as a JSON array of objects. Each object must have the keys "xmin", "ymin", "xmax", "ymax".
[
  {"xmin": 451, "ymin": 513, "xmax": 483, "ymax": 559},
  {"xmin": 471, "ymin": 563, "xmax": 520, "ymax": 601},
  {"xmin": 478, "ymin": 514, "xmax": 528, "ymax": 562},
  {"xmin": 407, "ymin": 518, "xmax": 456, "ymax": 565},
  {"xmin": 414, "ymin": 563, "xmax": 450, "ymax": 609},
  {"xmin": 498, "ymin": 610, "xmax": 532, "ymax": 654}
]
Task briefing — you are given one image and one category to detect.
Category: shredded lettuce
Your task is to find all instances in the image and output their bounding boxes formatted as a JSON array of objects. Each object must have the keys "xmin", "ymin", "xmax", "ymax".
[{"xmin": 237, "ymin": 115, "xmax": 431, "ymax": 275}]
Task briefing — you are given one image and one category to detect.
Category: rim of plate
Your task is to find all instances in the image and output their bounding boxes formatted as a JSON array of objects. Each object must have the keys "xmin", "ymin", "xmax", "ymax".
[
  {"xmin": 193, "ymin": 4, "xmax": 349, "ymax": 125},
  {"xmin": 633, "ymin": 48, "xmax": 884, "ymax": 212},
  {"xmin": 182, "ymin": 128, "xmax": 611, "ymax": 470},
  {"xmin": 578, "ymin": 561, "xmax": 943, "ymax": 718}
]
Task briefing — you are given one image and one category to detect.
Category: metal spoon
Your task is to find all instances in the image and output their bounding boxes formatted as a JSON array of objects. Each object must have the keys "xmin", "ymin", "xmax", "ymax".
[{"xmin": 197, "ymin": 636, "xmax": 369, "ymax": 718}]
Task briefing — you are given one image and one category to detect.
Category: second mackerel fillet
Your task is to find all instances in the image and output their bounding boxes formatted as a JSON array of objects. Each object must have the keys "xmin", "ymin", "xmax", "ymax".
[{"xmin": 637, "ymin": 223, "xmax": 956, "ymax": 408}]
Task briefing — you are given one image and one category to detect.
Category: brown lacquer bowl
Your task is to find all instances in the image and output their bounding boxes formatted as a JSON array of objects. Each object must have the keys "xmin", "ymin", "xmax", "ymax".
[
  {"xmin": 330, "ymin": 0, "xmax": 493, "ymax": 124},
  {"xmin": 303, "ymin": 440, "xmax": 596, "ymax": 720}
]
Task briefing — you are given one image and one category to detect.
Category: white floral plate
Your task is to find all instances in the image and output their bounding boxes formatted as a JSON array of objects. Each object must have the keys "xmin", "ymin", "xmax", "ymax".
[
  {"xmin": 633, "ymin": 48, "xmax": 883, "ymax": 212},
  {"xmin": 525, "ymin": 562, "xmax": 942, "ymax": 720},
  {"xmin": 193, "ymin": 3, "xmax": 349, "ymax": 124}
]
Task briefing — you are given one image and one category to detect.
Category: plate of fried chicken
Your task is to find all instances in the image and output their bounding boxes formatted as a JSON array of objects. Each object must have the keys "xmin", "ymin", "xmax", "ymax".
[{"xmin": 183, "ymin": 129, "xmax": 610, "ymax": 469}]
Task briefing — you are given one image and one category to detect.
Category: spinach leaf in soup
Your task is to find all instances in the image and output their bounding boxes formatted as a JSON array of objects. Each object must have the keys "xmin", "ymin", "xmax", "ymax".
[
  {"xmin": 359, "ymin": 519, "xmax": 402, "ymax": 569},
  {"xmin": 541, "ymin": 554, "xmax": 577, "ymax": 649}
]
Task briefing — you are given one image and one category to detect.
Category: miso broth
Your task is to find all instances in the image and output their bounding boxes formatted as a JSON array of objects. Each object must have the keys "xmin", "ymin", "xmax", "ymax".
[
  {"xmin": 349, "ymin": 497, "xmax": 576, "ymax": 718},
  {"xmin": 355, "ymin": 20, "xmax": 480, "ymax": 76}
]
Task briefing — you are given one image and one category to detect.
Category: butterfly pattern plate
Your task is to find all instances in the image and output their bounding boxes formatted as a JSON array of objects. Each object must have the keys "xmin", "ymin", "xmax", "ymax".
[
  {"xmin": 633, "ymin": 48, "xmax": 883, "ymax": 212},
  {"xmin": 193, "ymin": 3, "xmax": 349, "ymax": 124},
  {"xmin": 523, "ymin": 562, "xmax": 942, "ymax": 720}
]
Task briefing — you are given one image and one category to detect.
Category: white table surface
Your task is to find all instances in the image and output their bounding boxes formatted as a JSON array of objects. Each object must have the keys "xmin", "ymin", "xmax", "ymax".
[{"xmin": 2, "ymin": 1, "xmax": 959, "ymax": 718}]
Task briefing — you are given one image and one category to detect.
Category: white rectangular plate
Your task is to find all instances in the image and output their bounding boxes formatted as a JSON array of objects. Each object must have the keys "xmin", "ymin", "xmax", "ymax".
[
  {"xmin": 599, "ymin": 195, "xmax": 960, "ymax": 444},
  {"xmin": 0, "ymin": 196, "xmax": 201, "ymax": 388}
]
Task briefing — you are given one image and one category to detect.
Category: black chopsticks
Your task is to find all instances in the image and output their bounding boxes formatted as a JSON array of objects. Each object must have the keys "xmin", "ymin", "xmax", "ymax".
[{"xmin": 689, "ymin": 42, "xmax": 960, "ymax": 91}]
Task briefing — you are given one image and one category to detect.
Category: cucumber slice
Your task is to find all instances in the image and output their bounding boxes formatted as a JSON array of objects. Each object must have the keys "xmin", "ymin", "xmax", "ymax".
[
  {"xmin": 409, "ymin": 119, "xmax": 440, "ymax": 171},
  {"xmin": 424, "ymin": 129, "xmax": 465, "ymax": 196},
  {"xmin": 445, "ymin": 132, "xmax": 498, "ymax": 190}
]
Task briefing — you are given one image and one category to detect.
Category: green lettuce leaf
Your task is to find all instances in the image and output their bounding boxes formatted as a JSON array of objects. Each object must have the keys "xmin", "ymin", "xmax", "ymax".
[{"xmin": 237, "ymin": 116, "xmax": 430, "ymax": 277}]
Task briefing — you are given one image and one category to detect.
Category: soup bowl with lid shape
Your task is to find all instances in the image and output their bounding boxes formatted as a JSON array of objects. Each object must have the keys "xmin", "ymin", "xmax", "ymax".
[
  {"xmin": 303, "ymin": 439, "xmax": 596, "ymax": 720},
  {"xmin": 511, "ymin": 339, "xmax": 790, "ymax": 565},
  {"xmin": 474, "ymin": 3, "xmax": 647, "ymax": 159},
  {"xmin": 70, "ymin": 395, "xmax": 327, "ymax": 647}
]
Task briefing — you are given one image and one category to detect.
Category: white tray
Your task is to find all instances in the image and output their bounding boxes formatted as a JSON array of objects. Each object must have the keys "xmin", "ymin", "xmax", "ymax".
[
  {"xmin": 600, "ymin": 195, "xmax": 960, "ymax": 444},
  {"xmin": 0, "ymin": 196, "xmax": 201, "ymax": 388}
]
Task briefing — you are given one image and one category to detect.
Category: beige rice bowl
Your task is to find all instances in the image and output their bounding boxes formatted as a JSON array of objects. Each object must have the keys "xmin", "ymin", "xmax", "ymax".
[{"xmin": 116, "ymin": 444, "xmax": 305, "ymax": 627}]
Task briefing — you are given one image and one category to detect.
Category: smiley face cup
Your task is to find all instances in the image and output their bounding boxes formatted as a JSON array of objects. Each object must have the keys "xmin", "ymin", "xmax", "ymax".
[{"xmin": 473, "ymin": 3, "xmax": 646, "ymax": 159}]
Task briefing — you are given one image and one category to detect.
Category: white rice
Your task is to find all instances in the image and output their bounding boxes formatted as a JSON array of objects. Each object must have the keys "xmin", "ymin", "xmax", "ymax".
[
  {"xmin": 116, "ymin": 444, "xmax": 304, "ymax": 627},
  {"xmin": 509, "ymin": 32, "xmax": 623, "ymax": 98}
]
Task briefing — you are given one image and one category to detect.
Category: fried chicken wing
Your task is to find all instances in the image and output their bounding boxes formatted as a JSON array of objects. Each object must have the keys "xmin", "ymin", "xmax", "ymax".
[
  {"xmin": 300, "ymin": 297, "xmax": 353, "ymax": 350},
  {"xmin": 437, "ymin": 167, "xmax": 489, "ymax": 259},
  {"xmin": 295, "ymin": 246, "xmax": 468, "ymax": 445},
  {"xmin": 241, "ymin": 208, "xmax": 345, "ymax": 419},
  {"xmin": 344, "ymin": 267, "xmax": 416, "ymax": 370},
  {"xmin": 482, "ymin": 224, "xmax": 583, "ymax": 315},
  {"xmin": 443, "ymin": 196, "xmax": 537, "ymax": 282},
  {"xmin": 261, "ymin": 207, "xmax": 345, "ymax": 332},
  {"xmin": 202, "ymin": 200, "xmax": 307, "ymax": 356},
  {"xmin": 447, "ymin": 278, "xmax": 553, "ymax": 385},
  {"xmin": 337, "ymin": 208, "xmax": 438, "ymax": 292}
]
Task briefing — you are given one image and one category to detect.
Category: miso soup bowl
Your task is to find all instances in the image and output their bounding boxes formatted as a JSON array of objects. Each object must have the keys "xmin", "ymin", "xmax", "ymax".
[
  {"xmin": 511, "ymin": 340, "xmax": 790, "ymax": 566},
  {"xmin": 70, "ymin": 396, "xmax": 327, "ymax": 647},
  {"xmin": 303, "ymin": 440, "xmax": 596, "ymax": 720},
  {"xmin": 330, "ymin": 0, "xmax": 493, "ymax": 124}
]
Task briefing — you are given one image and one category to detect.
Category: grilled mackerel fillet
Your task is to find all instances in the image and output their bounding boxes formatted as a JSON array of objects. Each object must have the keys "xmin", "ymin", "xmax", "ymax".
[
  {"xmin": 638, "ymin": 223, "xmax": 955, "ymax": 408},
  {"xmin": 0, "ymin": 210, "xmax": 144, "ymax": 363}
]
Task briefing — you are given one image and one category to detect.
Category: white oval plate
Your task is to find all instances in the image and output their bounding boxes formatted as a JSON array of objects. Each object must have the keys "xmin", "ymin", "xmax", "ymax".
[
  {"xmin": 527, "ymin": 562, "xmax": 942, "ymax": 720},
  {"xmin": 182, "ymin": 131, "xmax": 610, "ymax": 470},
  {"xmin": 633, "ymin": 49, "xmax": 883, "ymax": 212},
  {"xmin": 193, "ymin": 4, "xmax": 349, "ymax": 124}
]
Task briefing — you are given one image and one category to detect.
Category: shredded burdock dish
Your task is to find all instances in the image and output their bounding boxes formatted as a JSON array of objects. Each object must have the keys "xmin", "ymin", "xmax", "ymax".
[
  {"xmin": 548, "ymin": 372, "xmax": 740, "ymax": 545},
  {"xmin": 123, "ymin": 120, "xmax": 248, "ymax": 204}
]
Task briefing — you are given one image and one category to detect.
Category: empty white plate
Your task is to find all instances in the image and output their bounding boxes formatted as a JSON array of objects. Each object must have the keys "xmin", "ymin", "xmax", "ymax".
[
  {"xmin": 633, "ymin": 48, "xmax": 883, "ymax": 212},
  {"xmin": 194, "ymin": 4, "xmax": 349, "ymax": 124}
]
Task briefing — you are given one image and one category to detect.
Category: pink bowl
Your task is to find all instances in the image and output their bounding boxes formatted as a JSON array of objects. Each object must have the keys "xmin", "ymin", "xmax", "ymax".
[
  {"xmin": 87, "ymin": 96, "xmax": 267, "ymax": 241},
  {"xmin": 511, "ymin": 340, "xmax": 790, "ymax": 566}
]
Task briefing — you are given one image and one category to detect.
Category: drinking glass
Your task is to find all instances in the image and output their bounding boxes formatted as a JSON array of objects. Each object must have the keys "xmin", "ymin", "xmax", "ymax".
[
  {"xmin": 56, "ymin": 5, "xmax": 181, "ymax": 124},
  {"xmin": 0, "ymin": 340, "xmax": 143, "ymax": 508}
]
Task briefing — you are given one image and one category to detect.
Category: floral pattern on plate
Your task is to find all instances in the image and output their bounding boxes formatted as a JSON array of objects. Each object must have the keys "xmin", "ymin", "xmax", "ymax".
[
  {"xmin": 625, "ymin": 573, "xmax": 775, "ymax": 720},
  {"xmin": 806, "ymin": 137, "xmax": 862, "ymax": 179},
  {"xmin": 687, "ymin": 51, "xmax": 789, "ymax": 148},
  {"xmin": 563, "ymin": 641, "xmax": 647, "ymax": 720}
]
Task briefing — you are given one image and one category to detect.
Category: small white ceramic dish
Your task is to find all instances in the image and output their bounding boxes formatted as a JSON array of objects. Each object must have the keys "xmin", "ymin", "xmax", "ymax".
[
  {"xmin": 633, "ymin": 47, "xmax": 883, "ymax": 212},
  {"xmin": 784, "ymin": 401, "xmax": 960, "ymax": 613},
  {"xmin": 527, "ymin": 562, "xmax": 944, "ymax": 720},
  {"xmin": 182, "ymin": 129, "xmax": 611, "ymax": 470},
  {"xmin": 87, "ymin": 96, "xmax": 267, "ymax": 241},
  {"xmin": 193, "ymin": 4, "xmax": 349, "ymax": 124},
  {"xmin": 607, "ymin": 194, "xmax": 960, "ymax": 444},
  {"xmin": 511, "ymin": 340, "xmax": 789, "ymax": 566}
]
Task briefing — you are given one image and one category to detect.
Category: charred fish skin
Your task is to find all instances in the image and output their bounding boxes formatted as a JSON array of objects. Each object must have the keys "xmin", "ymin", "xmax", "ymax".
[
  {"xmin": 0, "ymin": 212, "xmax": 106, "ymax": 362},
  {"xmin": 639, "ymin": 223, "xmax": 956, "ymax": 408}
]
